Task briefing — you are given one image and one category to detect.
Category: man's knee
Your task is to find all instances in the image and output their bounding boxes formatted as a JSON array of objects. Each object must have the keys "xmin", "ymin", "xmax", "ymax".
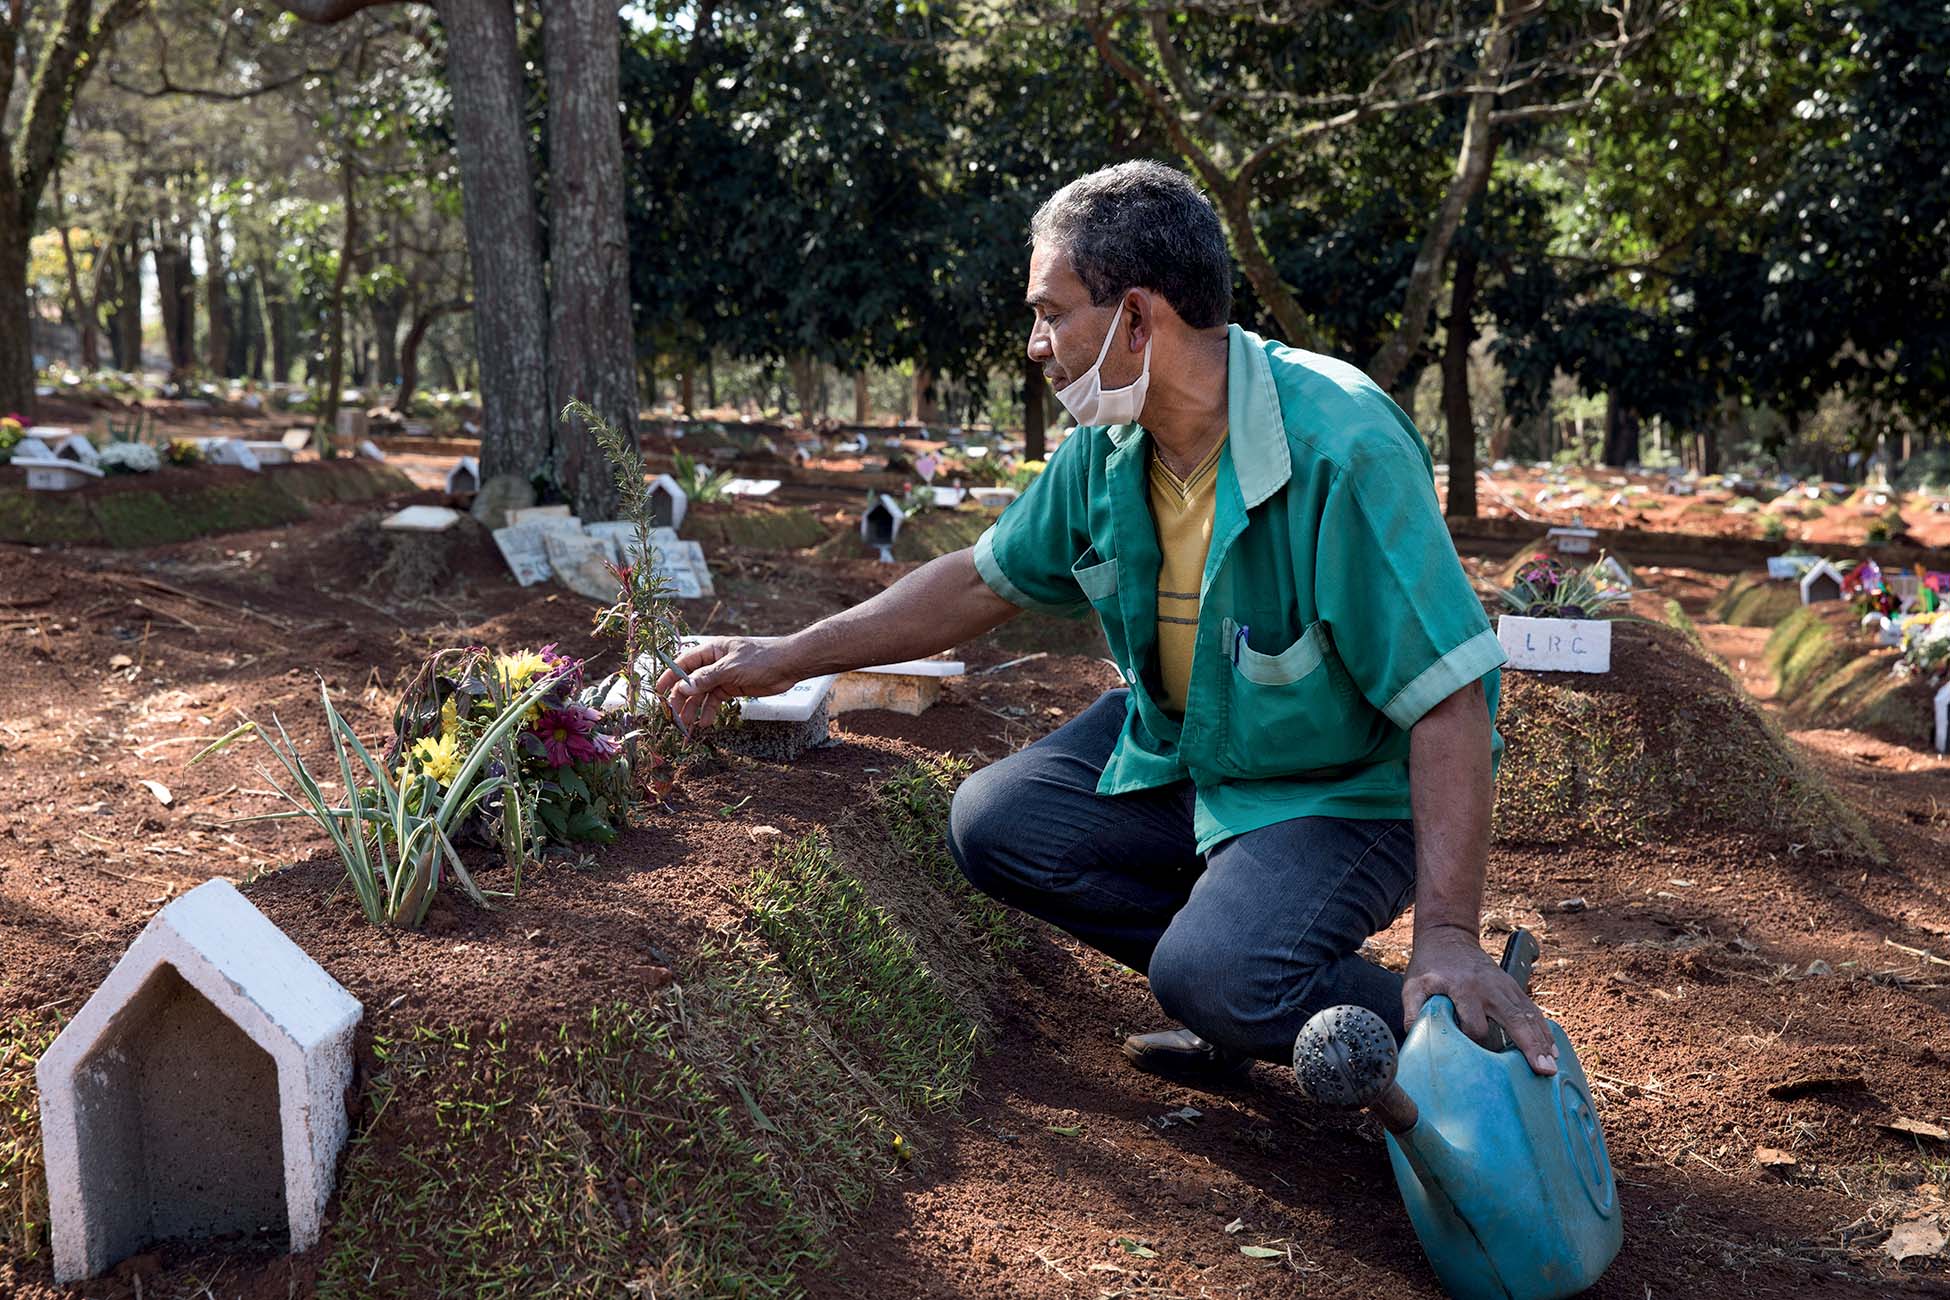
[
  {"xmin": 1149, "ymin": 926, "xmax": 1324, "ymax": 1053},
  {"xmin": 947, "ymin": 761, "xmax": 1017, "ymax": 899}
]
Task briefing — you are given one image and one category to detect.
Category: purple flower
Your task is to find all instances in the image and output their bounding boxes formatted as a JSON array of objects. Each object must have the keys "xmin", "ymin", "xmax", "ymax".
[
  {"xmin": 529, "ymin": 705, "xmax": 605, "ymax": 766},
  {"xmin": 537, "ymin": 642, "xmax": 584, "ymax": 694}
]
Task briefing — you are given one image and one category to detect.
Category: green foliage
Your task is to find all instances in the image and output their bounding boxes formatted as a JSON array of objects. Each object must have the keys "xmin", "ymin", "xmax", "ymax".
[
  {"xmin": 0, "ymin": 1015, "xmax": 60, "ymax": 1261},
  {"xmin": 670, "ymin": 449, "xmax": 733, "ymax": 503}
]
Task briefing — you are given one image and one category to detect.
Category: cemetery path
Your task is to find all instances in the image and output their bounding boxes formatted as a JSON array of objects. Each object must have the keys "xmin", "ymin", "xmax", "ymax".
[{"xmin": 5, "ymin": 522, "xmax": 1950, "ymax": 1299}]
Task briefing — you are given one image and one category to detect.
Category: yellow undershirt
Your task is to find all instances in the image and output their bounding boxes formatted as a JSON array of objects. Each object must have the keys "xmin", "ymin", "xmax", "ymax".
[{"xmin": 1148, "ymin": 435, "xmax": 1227, "ymax": 716}]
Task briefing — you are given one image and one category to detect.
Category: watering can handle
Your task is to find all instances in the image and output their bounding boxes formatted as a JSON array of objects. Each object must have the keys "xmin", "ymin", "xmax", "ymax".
[{"xmin": 1479, "ymin": 928, "xmax": 1543, "ymax": 1054}]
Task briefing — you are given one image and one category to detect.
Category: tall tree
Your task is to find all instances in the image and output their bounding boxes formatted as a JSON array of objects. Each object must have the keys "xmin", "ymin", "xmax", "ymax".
[{"xmin": 0, "ymin": 0, "xmax": 150, "ymax": 414}]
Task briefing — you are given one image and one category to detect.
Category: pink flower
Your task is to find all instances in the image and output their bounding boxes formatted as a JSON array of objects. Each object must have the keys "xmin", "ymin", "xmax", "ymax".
[{"xmin": 529, "ymin": 705, "xmax": 605, "ymax": 766}]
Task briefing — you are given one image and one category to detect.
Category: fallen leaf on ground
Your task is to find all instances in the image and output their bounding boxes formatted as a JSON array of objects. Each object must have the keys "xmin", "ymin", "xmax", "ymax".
[
  {"xmin": 1240, "ymin": 1245, "xmax": 1284, "ymax": 1260},
  {"xmin": 1046, "ymin": 1124, "xmax": 1083, "ymax": 1137},
  {"xmin": 1880, "ymin": 1117, "xmax": 1950, "ymax": 1141},
  {"xmin": 138, "ymin": 779, "xmax": 173, "ymax": 808},
  {"xmin": 1885, "ymin": 1215, "xmax": 1947, "ymax": 1263},
  {"xmin": 1754, "ymin": 1146, "xmax": 1798, "ymax": 1171},
  {"xmin": 1223, "ymin": 1218, "xmax": 1245, "ymax": 1235},
  {"xmin": 1112, "ymin": 1237, "xmax": 1157, "ymax": 1259},
  {"xmin": 108, "ymin": 654, "xmax": 132, "ymax": 669}
]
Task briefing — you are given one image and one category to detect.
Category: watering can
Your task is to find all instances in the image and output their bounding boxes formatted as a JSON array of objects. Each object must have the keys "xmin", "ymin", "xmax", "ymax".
[{"xmin": 1294, "ymin": 930, "xmax": 1622, "ymax": 1299}]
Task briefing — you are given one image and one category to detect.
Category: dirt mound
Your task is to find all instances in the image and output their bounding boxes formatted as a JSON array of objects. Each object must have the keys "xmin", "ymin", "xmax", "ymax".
[
  {"xmin": 1766, "ymin": 606, "xmax": 1939, "ymax": 747},
  {"xmin": 1495, "ymin": 608, "xmax": 1877, "ymax": 857},
  {"xmin": 1711, "ymin": 574, "xmax": 1806, "ymax": 628}
]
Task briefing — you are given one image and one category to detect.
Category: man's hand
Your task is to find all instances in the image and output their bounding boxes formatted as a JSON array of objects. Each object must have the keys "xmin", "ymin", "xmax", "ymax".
[
  {"xmin": 654, "ymin": 637, "xmax": 801, "ymax": 732},
  {"xmin": 1403, "ymin": 925, "xmax": 1558, "ymax": 1076}
]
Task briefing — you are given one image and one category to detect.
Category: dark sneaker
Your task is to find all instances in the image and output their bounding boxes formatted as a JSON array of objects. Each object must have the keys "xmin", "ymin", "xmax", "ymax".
[{"xmin": 1121, "ymin": 1027, "xmax": 1253, "ymax": 1082}]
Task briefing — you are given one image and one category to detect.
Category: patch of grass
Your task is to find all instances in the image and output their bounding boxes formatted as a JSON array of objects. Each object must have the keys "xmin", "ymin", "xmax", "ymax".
[
  {"xmin": 89, "ymin": 478, "xmax": 312, "ymax": 546},
  {"xmin": 686, "ymin": 505, "xmax": 828, "ymax": 551},
  {"xmin": 1763, "ymin": 607, "xmax": 1935, "ymax": 746},
  {"xmin": 745, "ymin": 833, "xmax": 978, "ymax": 1113},
  {"xmin": 0, "ymin": 1014, "xmax": 60, "ymax": 1262},
  {"xmin": 1710, "ymin": 575, "xmax": 1805, "ymax": 628},
  {"xmin": 1766, "ymin": 608, "xmax": 1856, "ymax": 700},
  {"xmin": 0, "ymin": 486, "xmax": 100, "ymax": 544}
]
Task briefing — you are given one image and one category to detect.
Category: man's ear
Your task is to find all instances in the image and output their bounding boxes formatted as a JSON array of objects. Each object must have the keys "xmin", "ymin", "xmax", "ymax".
[{"xmin": 1124, "ymin": 288, "xmax": 1155, "ymax": 352}]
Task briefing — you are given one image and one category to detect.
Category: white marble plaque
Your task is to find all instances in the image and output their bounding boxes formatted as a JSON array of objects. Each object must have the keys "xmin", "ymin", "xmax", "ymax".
[
  {"xmin": 493, "ymin": 525, "xmax": 553, "ymax": 586},
  {"xmin": 1496, "ymin": 615, "xmax": 1612, "ymax": 673},
  {"xmin": 722, "ymin": 478, "xmax": 781, "ymax": 498},
  {"xmin": 380, "ymin": 505, "xmax": 461, "ymax": 532}
]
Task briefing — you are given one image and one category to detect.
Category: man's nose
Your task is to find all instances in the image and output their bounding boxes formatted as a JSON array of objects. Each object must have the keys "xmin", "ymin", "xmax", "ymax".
[{"xmin": 1027, "ymin": 321, "xmax": 1053, "ymax": 362}]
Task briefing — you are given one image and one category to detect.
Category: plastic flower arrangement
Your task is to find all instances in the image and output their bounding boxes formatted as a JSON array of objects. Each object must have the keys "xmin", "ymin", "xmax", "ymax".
[
  {"xmin": 164, "ymin": 438, "xmax": 203, "ymax": 466},
  {"xmin": 96, "ymin": 441, "xmax": 160, "ymax": 474},
  {"xmin": 0, "ymin": 414, "xmax": 21, "ymax": 461},
  {"xmin": 1496, "ymin": 554, "xmax": 1629, "ymax": 619}
]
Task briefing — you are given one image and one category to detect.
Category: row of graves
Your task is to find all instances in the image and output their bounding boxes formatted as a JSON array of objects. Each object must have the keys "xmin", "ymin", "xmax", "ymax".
[{"xmin": 1770, "ymin": 552, "xmax": 1950, "ymax": 752}]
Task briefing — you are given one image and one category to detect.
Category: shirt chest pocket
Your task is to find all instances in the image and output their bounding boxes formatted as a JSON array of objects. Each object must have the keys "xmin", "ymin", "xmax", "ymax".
[
  {"xmin": 1072, "ymin": 549, "xmax": 1133, "ymax": 674},
  {"xmin": 1213, "ymin": 617, "xmax": 1366, "ymax": 777}
]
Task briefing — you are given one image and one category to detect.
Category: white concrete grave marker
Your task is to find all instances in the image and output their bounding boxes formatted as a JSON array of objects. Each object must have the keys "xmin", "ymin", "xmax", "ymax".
[
  {"xmin": 380, "ymin": 505, "xmax": 462, "ymax": 532},
  {"xmin": 243, "ymin": 440, "xmax": 295, "ymax": 466},
  {"xmin": 1496, "ymin": 615, "xmax": 1613, "ymax": 673},
  {"xmin": 542, "ymin": 529, "xmax": 624, "ymax": 601},
  {"xmin": 12, "ymin": 435, "xmax": 54, "ymax": 461},
  {"xmin": 492, "ymin": 526, "xmax": 554, "ymax": 587},
  {"xmin": 334, "ymin": 407, "xmax": 368, "ymax": 441},
  {"xmin": 722, "ymin": 478, "xmax": 780, "ymax": 498},
  {"xmin": 507, "ymin": 504, "xmax": 576, "ymax": 529},
  {"xmin": 36, "ymin": 879, "xmax": 361, "ymax": 1282},
  {"xmin": 446, "ymin": 456, "xmax": 480, "ymax": 495},
  {"xmin": 280, "ymin": 428, "xmax": 313, "ymax": 453},
  {"xmin": 1935, "ymin": 683, "xmax": 1949, "ymax": 755},
  {"xmin": 1767, "ymin": 554, "xmax": 1821, "ymax": 581},
  {"xmin": 1547, "ymin": 526, "xmax": 1599, "ymax": 557},
  {"xmin": 202, "ymin": 438, "xmax": 261, "ymax": 473},
  {"xmin": 646, "ymin": 475, "xmax": 688, "ymax": 531},
  {"xmin": 44, "ymin": 433, "xmax": 99, "ymax": 466},
  {"xmin": 1800, "ymin": 560, "xmax": 1847, "ymax": 605},
  {"xmin": 929, "ymin": 486, "xmax": 967, "ymax": 508},
  {"xmin": 357, "ymin": 439, "xmax": 387, "ymax": 462},
  {"xmin": 21, "ymin": 458, "xmax": 103, "ymax": 490},
  {"xmin": 860, "ymin": 494, "xmax": 904, "ymax": 548},
  {"xmin": 969, "ymin": 486, "xmax": 1019, "ymax": 509}
]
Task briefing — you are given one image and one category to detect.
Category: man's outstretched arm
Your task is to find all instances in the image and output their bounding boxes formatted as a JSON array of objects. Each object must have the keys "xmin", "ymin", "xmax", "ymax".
[
  {"xmin": 654, "ymin": 547, "xmax": 1018, "ymax": 731},
  {"xmin": 1400, "ymin": 678, "xmax": 1559, "ymax": 1076}
]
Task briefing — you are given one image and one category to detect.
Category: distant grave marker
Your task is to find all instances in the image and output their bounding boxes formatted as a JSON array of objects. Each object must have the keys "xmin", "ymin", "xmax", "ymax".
[
  {"xmin": 202, "ymin": 439, "xmax": 261, "ymax": 473},
  {"xmin": 646, "ymin": 474, "xmax": 688, "ymax": 531},
  {"xmin": 929, "ymin": 486, "xmax": 967, "ymax": 508},
  {"xmin": 1799, "ymin": 560, "xmax": 1847, "ymax": 605},
  {"xmin": 446, "ymin": 456, "xmax": 480, "ymax": 496},
  {"xmin": 380, "ymin": 505, "xmax": 461, "ymax": 532},
  {"xmin": 357, "ymin": 440, "xmax": 386, "ymax": 462},
  {"xmin": 722, "ymin": 478, "xmax": 780, "ymax": 498},
  {"xmin": 20, "ymin": 459, "xmax": 103, "ymax": 490},
  {"xmin": 1936, "ymin": 683, "xmax": 1949, "ymax": 755},
  {"xmin": 334, "ymin": 408, "xmax": 368, "ymax": 441},
  {"xmin": 1766, "ymin": 554, "xmax": 1821, "ymax": 581},
  {"xmin": 492, "ymin": 526, "xmax": 553, "ymax": 587},
  {"xmin": 969, "ymin": 486, "xmax": 1019, "ymax": 509},
  {"xmin": 244, "ymin": 441, "xmax": 295, "ymax": 466},
  {"xmin": 860, "ymin": 494, "xmax": 904, "ymax": 548},
  {"xmin": 1546, "ymin": 526, "xmax": 1598, "ymax": 557},
  {"xmin": 280, "ymin": 429, "xmax": 311, "ymax": 453}
]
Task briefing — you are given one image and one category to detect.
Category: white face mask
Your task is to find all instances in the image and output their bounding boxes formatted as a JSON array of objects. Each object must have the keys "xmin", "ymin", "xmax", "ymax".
[{"xmin": 1054, "ymin": 301, "xmax": 1152, "ymax": 427}]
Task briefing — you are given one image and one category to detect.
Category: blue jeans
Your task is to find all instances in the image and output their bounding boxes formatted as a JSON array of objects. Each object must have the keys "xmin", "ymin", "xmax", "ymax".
[{"xmin": 948, "ymin": 690, "xmax": 1418, "ymax": 1063}]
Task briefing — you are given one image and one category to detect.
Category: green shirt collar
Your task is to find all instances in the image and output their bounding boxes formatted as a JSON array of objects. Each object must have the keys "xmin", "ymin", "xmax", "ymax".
[{"xmin": 1103, "ymin": 323, "xmax": 1291, "ymax": 509}]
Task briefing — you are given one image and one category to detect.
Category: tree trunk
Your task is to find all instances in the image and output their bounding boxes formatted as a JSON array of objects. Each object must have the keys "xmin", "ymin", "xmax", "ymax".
[
  {"xmin": 106, "ymin": 238, "xmax": 141, "ymax": 371},
  {"xmin": 316, "ymin": 157, "xmax": 357, "ymax": 450},
  {"xmin": 1213, "ymin": 178, "xmax": 1316, "ymax": 351},
  {"xmin": 1601, "ymin": 395, "xmax": 1639, "ymax": 468},
  {"xmin": 240, "ymin": 270, "xmax": 265, "ymax": 380},
  {"xmin": 913, "ymin": 364, "xmax": 937, "ymax": 424},
  {"xmin": 705, "ymin": 352, "xmax": 715, "ymax": 407},
  {"xmin": 544, "ymin": 0, "xmax": 638, "ymax": 519},
  {"xmin": 1367, "ymin": 0, "xmax": 1522, "ymax": 394},
  {"xmin": 436, "ymin": 0, "xmax": 553, "ymax": 493},
  {"xmin": 1023, "ymin": 356, "xmax": 1046, "ymax": 461},
  {"xmin": 371, "ymin": 288, "xmax": 402, "ymax": 390},
  {"xmin": 397, "ymin": 299, "xmax": 464, "ymax": 411},
  {"xmin": 1441, "ymin": 244, "xmax": 1479, "ymax": 518},
  {"xmin": 0, "ymin": 203, "xmax": 30, "ymax": 417},
  {"xmin": 789, "ymin": 353, "xmax": 817, "ymax": 422},
  {"xmin": 154, "ymin": 231, "xmax": 196, "ymax": 374},
  {"xmin": 52, "ymin": 186, "xmax": 99, "ymax": 369},
  {"xmin": 204, "ymin": 214, "xmax": 230, "ymax": 377},
  {"xmin": 853, "ymin": 370, "xmax": 868, "ymax": 423},
  {"xmin": 261, "ymin": 259, "xmax": 295, "ymax": 384},
  {"xmin": 680, "ymin": 367, "xmax": 694, "ymax": 414}
]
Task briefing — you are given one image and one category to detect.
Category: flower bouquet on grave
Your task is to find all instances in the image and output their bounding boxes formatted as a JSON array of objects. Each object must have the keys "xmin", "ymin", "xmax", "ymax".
[
  {"xmin": 1495, "ymin": 555, "xmax": 1629, "ymax": 620},
  {"xmin": 0, "ymin": 414, "xmax": 20, "ymax": 462},
  {"xmin": 164, "ymin": 438, "xmax": 202, "ymax": 467}
]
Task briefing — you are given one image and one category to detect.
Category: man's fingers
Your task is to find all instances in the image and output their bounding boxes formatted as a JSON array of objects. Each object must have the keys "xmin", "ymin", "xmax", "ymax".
[{"xmin": 1492, "ymin": 993, "xmax": 1559, "ymax": 1076}]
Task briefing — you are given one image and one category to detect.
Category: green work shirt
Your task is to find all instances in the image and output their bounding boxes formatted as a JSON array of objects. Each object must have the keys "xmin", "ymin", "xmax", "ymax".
[{"xmin": 974, "ymin": 324, "xmax": 1506, "ymax": 852}]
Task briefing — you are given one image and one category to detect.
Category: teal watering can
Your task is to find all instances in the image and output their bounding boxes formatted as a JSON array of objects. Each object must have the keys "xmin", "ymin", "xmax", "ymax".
[{"xmin": 1294, "ymin": 930, "xmax": 1622, "ymax": 1299}]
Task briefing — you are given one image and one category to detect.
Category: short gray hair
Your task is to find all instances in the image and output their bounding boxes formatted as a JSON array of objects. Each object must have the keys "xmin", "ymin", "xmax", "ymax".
[{"xmin": 1030, "ymin": 161, "xmax": 1232, "ymax": 330}]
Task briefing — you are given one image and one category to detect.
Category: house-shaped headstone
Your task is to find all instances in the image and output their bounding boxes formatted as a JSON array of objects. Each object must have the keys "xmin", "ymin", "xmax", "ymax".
[
  {"xmin": 446, "ymin": 455, "xmax": 480, "ymax": 496},
  {"xmin": 647, "ymin": 474, "xmax": 688, "ymax": 531},
  {"xmin": 1766, "ymin": 554, "xmax": 1821, "ymax": 581},
  {"xmin": 1799, "ymin": 560, "xmax": 1847, "ymax": 605},
  {"xmin": 12, "ymin": 435, "xmax": 54, "ymax": 461},
  {"xmin": 1547, "ymin": 526, "xmax": 1599, "ymax": 557},
  {"xmin": 929, "ymin": 486, "xmax": 967, "ymax": 508},
  {"xmin": 357, "ymin": 439, "xmax": 387, "ymax": 462},
  {"xmin": 36, "ymin": 879, "xmax": 361, "ymax": 1282},
  {"xmin": 860, "ymin": 493, "xmax": 904, "ymax": 547},
  {"xmin": 334, "ymin": 407, "xmax": 368, "ymax": 441},
  {"xmin": 41, "ymin": 432, "xmax": 99, "ymax": 466},
  {"xmin": 1936, "ymin": 682, "xmax": 1949, "ymax": 755},
  {"xmin": 243, "ymin": 441, "xmax": 295, "ymax": 466},
  {"xmin": 21, "ymin": 458, "xmax": 104, "ymax": 491}
]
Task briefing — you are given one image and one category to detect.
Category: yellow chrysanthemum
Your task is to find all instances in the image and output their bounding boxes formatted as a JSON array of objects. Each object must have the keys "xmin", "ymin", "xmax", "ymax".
[
  {"xmin": 440, "ymin": 695, "xmax": 461, "ymax": 739},
  {"xmin": 400, "ymin": 732, "xmax": 463, "ymax": 787},
  {"xmin": 494, "ymin": 650, "xmax": 550, "ymax": 690}
]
